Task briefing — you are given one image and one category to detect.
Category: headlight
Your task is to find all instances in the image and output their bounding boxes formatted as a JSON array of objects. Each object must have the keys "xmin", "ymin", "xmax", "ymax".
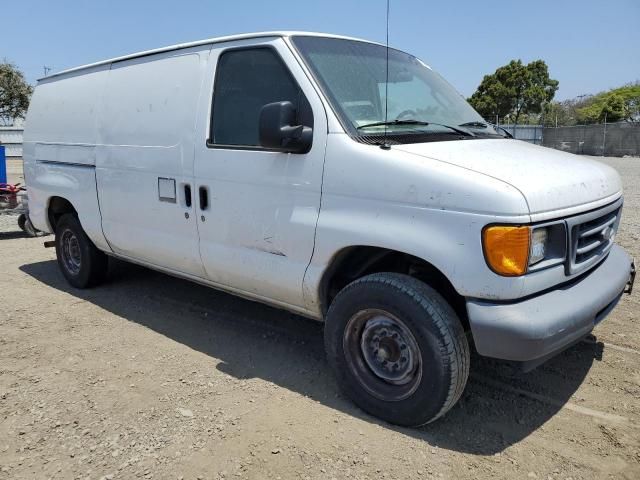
[
  {"xmin": 529, "ymin": 227, "xmax": 548, "ymax": 265},
  {"xmin": 482, "ymin": 224, "xmax": 565, "ymax": 276}
]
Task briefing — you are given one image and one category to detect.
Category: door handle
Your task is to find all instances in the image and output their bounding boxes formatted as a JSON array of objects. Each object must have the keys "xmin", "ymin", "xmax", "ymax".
[
  {"xmin": 199, "ymin": 186, "xmax": 208, "ymax": 210},
  {"xmin": 184, "ymin": 184, "xmax": 192, "ymax": 208}
]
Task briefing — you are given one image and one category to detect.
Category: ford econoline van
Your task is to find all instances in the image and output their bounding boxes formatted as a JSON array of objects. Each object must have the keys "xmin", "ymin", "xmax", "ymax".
[{"xmin": 23, "ymin": 32, "xmax": 635, "ymax": 426}]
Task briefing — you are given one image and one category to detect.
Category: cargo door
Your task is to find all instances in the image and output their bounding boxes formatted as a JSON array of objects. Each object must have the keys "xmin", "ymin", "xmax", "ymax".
[{"xmin": 95, "ymin": 46, "xmax": 211, "ymax": 277}]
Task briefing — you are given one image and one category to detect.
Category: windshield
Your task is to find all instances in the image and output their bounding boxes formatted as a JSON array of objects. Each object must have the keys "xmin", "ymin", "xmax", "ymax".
[{"xmin": 291, "ymin": 36, "xmax": 500, "ymax": 141}]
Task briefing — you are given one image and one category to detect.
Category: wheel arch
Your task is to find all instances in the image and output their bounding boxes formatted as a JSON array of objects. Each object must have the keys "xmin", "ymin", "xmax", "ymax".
[
  {"xmin": 47, "ymin": 196, "xmax": 77, "ymax": 233},
  {"xmin": 319, "ymin": 245, "xmax": 469, "ymax": 331}
]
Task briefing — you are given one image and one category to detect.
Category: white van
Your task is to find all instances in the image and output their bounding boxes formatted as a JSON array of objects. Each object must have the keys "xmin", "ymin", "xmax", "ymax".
[{"xmin": 23, "ymin": 32, "xmax": 635, "ymax": 426}]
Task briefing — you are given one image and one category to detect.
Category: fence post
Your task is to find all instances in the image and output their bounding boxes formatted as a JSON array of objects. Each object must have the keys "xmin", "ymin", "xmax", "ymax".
[{"xmin": 602, "ymin": 114, "xmax": 607, "ymax": 156}]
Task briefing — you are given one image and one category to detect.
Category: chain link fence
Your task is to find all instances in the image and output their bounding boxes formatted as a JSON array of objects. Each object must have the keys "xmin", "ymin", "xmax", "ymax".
[
  {"xmin": 542, "ymin": 122, "xmax": 640, "ymax": 156},
  {"xmin": 496, "ymin": 124, "xmax": 543, "ymax": 145}
]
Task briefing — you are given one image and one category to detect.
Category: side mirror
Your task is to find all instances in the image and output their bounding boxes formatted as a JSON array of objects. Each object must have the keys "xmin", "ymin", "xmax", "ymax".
[{"xmin": 259, "ymin": 101, "xmax": 312, "ymax": 154}]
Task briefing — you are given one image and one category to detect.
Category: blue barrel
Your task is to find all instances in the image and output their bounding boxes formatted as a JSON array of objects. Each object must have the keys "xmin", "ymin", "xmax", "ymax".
[{"xmin": 0, "ymin": 145, "xmax": 6, "ymax": 184}]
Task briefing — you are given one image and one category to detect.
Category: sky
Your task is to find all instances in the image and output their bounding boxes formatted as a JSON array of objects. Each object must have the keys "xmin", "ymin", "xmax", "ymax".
[{"xmin": 3, "ymin": 0, "xmax": 639, "ymax": 101}]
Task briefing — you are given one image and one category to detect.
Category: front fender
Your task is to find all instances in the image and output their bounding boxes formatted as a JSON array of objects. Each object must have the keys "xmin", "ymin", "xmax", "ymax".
[
  {"xmin": 303, "ymin": 198, "xmax": 530, "ymax": 314},
  {"xmin": 302, "ymin": 134, "xmax": 533, "ymax": 315}
]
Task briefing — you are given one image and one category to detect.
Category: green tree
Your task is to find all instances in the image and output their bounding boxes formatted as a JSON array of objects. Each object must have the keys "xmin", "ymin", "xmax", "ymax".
[
  {"xmin": 0, "ymin": 61, "xmax": 33, "ymax": 126},
  {"xmin": 576, "ymin": 82, "xmax": 640, "ymax": 123},
  {"xmin": 600, "ymin": 94, "xmax": 626, "ymax": 122},
  {"xmin": 468, "ymin": 59, "xmax": 559, "ymax": 125},
  {"xmin": 543, "ymin": 101, "xmax": 572, "ymax": 126}
]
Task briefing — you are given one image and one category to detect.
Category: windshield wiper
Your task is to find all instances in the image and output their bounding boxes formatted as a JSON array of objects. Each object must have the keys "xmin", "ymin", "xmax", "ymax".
[
  {"xmin": 357, "ymin": 119, "xmax": 430, "ymax": 129},
  {"xmin": 459, "ymin": 121, "xmax": 488, "ymax": 129},
  {"xmin": 461, "ymin": 121, "xmax": 513, "ymax": 138},
  {"xmin": 357, "ymin": 119, "xmax": 475, "ymax": 137}
]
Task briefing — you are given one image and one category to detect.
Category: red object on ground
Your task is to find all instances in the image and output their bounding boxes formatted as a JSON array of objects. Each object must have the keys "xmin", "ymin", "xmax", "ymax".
[{"xmin": 0, "ymin": 183, "xmax": 25, "ymax": 194}]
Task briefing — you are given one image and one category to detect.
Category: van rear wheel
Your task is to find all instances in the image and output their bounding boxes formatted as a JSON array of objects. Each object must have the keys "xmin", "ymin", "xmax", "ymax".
[
  {"xmin": 324, "ymin": 273, "xmax": 469, "ymax": 426},
  {"xmin": 55, "ymin": 214, "xmax": 108, "ymax": 288}
]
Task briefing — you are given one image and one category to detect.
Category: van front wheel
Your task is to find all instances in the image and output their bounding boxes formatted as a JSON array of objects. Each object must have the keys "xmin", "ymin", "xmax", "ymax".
[
  {"xmin": 324, "ymin": 273, "xmax": 469, "ymax": 426},
  {"xmin": 55, "ymin": 214, "xmax": 108, "ymax": 288}
]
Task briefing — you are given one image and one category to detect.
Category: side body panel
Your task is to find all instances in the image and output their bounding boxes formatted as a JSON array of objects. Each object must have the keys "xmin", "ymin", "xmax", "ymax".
[
  {"xmin": 22, "ymin": 66, "xmax": 110, "ymax": 251},
  {"xmin": 95, "ymin": 46, "xmax": 211, "ymax": 277}
]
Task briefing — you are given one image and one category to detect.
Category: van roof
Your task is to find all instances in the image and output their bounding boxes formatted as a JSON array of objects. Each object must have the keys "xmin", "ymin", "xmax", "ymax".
[{"xmin": 40, "ymin": 31, "xmax": 380, "ymax": 81}]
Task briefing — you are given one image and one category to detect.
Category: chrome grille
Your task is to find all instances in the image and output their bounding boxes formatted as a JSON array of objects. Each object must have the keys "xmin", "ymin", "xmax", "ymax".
[{"xmin": 566, "ymin": 200, "xmax": 622, "ymax": 275}]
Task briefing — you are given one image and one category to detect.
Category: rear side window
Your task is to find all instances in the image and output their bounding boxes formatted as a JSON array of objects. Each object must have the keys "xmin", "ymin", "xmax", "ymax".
[{"xmin": 210, "ymin": 47, "xmax": 313, "ymax": 148}]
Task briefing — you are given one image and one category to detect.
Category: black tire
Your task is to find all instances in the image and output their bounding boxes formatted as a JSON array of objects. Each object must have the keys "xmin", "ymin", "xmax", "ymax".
[
  {"xmin": 324, "ymin": 272, "xmax": 470, "ymax": 427},
  {"xmin": 18, "ymin": 213, "xmax": 27, "ymax": 232},
  {"xmin": 23, "ymin": 215, "xmax": 45, "ymax": 237},
  {"xmin": 55, "ymin": 214, "xmax": 108, "ymax": 288}
]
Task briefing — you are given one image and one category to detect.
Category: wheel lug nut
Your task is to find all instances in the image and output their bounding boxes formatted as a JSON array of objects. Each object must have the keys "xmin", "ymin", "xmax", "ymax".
[
  {"xmin": 392, "ymin": 333, "xmax": 399, "ymax": 339},
  {"xmin": 400, "ymin": 357, "xmax": 407, "ymax": 363},
  {"xmin": 400, "ymin": 344, "xmax": 407, "ymax": 350}
]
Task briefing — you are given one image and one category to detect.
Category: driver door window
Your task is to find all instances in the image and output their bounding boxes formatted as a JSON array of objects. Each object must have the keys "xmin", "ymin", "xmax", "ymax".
[{"xmin": 209, "ymin": 47, "xmax": 313, "ymax": 148}]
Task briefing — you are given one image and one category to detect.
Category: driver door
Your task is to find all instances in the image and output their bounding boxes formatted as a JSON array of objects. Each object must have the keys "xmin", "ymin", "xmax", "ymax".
[{"xmin": 192, "ymin": 37, "xmax": 328, "ymax": 310}]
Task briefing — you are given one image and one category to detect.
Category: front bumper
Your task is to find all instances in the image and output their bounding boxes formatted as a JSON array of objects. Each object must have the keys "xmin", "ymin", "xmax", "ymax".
[{"xmin": 467, "ymin": 244, "xmax": 634, "ymax": 365}]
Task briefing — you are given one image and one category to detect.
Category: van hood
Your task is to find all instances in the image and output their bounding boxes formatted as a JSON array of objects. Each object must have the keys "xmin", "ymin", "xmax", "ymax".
[{"xmin": 395, "ymin": 139, "xmax": 622, "ymax": 218}]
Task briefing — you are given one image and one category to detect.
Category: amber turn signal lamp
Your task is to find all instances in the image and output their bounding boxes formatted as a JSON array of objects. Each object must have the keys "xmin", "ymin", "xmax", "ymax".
[{"xmin": 482, "ymin": 226, "xmax": 531, "ymax": 276}]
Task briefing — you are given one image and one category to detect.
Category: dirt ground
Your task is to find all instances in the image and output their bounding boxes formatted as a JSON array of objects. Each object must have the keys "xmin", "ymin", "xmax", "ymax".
[{"xmin": 1, "ymin": 156, "xmax": 639, "ymax": 480}]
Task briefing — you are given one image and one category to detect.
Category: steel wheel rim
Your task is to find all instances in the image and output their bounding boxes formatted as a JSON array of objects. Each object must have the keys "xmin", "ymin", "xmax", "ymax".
[
  {"xmin": 61, "ymin": 229, "xmax": 81, "ymax": 275},
  {"xmin": 343, "ymin": 309, "xmax": 422, "ymax": 401}
]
